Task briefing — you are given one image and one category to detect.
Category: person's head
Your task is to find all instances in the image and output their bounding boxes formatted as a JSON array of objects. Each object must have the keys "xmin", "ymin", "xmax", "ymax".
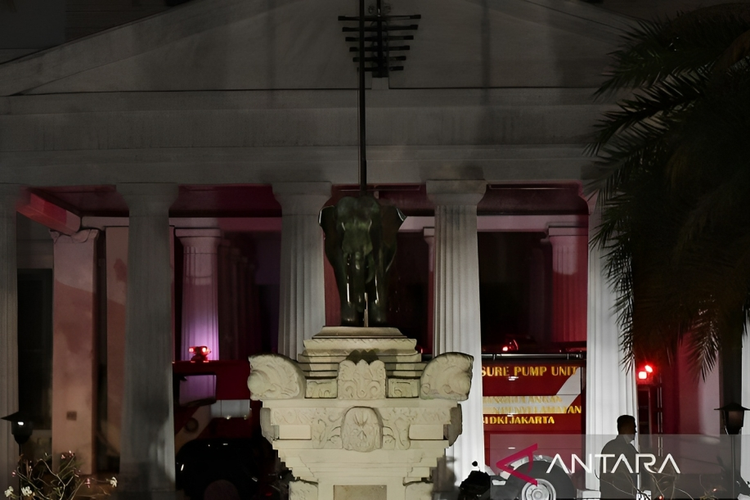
[{"xmin": 617, "ymin": 415, "xmax": 636, "ymax": 439}]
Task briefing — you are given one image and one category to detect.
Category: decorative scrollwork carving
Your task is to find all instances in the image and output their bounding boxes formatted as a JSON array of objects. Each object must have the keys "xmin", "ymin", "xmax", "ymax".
[
  {"xmin": 338, "ymin": 359, "xmax": 386, "ymax": 399},
  {"xmin": 248, "ymin": 354, "xmax": 306, "ymax": 400},
  {"xmin": 310, "ymin": 408, "xmax": 343, "ymax": 449},
  {"xmin": 341, "ymin": 407, "xmax": 382, "ymax": 452},
  {"xmin": 381, "ymin": 410, "xmax": 410, "ymax": 450},
  {"xmin": 420, "ymin": 352, "xmax": 473, "ymax": 401},
  {"xmin": 306, "ymin": 379, "xmax": 338, "ymax": 398},
  {"xmin": 388, "ymin": 378, "xmax": 419, "ymax": 398},
  {"xmin": 270, "ymin": 408, "xmax": 344, "ymax": 448}
]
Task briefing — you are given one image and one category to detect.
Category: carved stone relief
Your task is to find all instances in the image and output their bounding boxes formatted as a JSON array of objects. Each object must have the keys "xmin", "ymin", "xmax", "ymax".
[
  {"xmin": 378, "ymin": 407, "xmax": 451, "ymax": 425},
  {"xmin": 387, "ymin": 378, "xmax": 419, "ymax": 398},
  {"xmin": 306, "ymin": 378, "xmax": 338, "ymax": 398},
  {"xmin": 270, "ymin": 408, "xmax": 344, "ymax": 449},
  {"xmin": 310, "ymin": 408, "xmax": 344, "ymax": 449},
  {"xmin": 377, "ymin": 407, "xmax": 454, "ymax": 450},
  {"xmin": 254, "ymin": 328, "xmax": 469, "ymax": 498},
  {"xmin": 380, "ymin": 410, "xmax": 410, "ymax": 450},
  {"xmin": 341, "ymin": 407, "xmax": 382, "ymax": 452},
  {"xmin": 248, "ymin": 353, "xmax": 306, "ymax": 400},
  {"xmin": 338, "ymin": 359, "xmax": 386, "ymax": 399},
  {"xmin": 420, "ymin": 352, "xmax": 473, "ymax": 401}
]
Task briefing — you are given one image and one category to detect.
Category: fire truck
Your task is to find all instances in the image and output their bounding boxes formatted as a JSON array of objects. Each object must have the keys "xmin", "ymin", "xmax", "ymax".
[
  {"xmin": 172, "ymin": 358, "xmax": 279, "ymax": 500},
  {"xmin": 478, "ymin": 351, "xmax": 586, "ymax": 500},
  {"xmin": 171, "ymin": 350, "xmax": 588, "ymax": 500}
]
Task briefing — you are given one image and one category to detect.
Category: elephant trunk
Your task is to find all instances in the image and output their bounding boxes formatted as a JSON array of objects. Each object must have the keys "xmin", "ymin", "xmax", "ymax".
[{"xmin": 348, "ymin": 251, "xmax": 367, "ymax": 313}]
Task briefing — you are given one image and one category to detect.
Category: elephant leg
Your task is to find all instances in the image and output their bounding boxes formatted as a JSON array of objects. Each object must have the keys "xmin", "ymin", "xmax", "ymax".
[
  {"xmin": 333, "ymin": 253, "xmax": 369, "ymax": 326},
  {"xmin": 366, "ymin": 268, "xmax": 389, "ymax": 327},
  {"xmin": 325, "ymin": 245, "xmax": 361, "ymax": 326}
]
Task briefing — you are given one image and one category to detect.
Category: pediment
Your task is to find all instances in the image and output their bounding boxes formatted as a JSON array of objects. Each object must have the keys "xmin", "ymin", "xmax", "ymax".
[{"xmin": 0, "ymin": 0, "xmax": 631, "ymax": 95}]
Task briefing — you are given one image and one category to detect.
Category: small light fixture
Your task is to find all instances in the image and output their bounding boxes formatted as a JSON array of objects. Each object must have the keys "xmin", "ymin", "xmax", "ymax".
[
  {"xmin": 188, "ymin": 346, "xmax": 211, "ymax": 363},
  {"xmin": 1, "ymin": 411, "xmax": 34, "ymax": 445},
  {"xmin": 715, "ymin": 402, "xmax": 748, "ymax": 435}
]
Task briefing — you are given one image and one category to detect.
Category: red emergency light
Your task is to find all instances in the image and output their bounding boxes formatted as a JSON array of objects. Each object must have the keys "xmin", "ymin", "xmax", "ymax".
[
  {"xmin": 500, "ymin": 339, "xmax": 519, "ymax": 353},
  {"xmin": 636, "ymin": 363, "xmax": 655, "ymax": 383},
  {"xmin": 189, "ymin": 346, "xmax": 211, "ymax": 363}
]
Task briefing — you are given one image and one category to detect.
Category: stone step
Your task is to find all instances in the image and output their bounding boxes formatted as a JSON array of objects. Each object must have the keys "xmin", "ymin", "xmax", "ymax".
[
  {"xmin": 298, "ymin": 362, "xmax": 427, "ymax": 372},
  {"xmin": 298, "ymin": 353, "xmax": 422, "ymax": 364}
]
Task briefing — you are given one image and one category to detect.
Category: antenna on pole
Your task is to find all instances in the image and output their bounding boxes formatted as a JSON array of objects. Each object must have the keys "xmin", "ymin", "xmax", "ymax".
[
  {"xmin": 339, "ymin": 1, "xmax": 420, "ymax": 196},
  {"xmin": 358, "ymin": 0, "xmax": 367, "ymax": 195}
]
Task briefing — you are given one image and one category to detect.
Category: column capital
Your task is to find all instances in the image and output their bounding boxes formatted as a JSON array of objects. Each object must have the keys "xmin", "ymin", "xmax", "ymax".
[
  {"xmin": 117, "ymin": 183, "xmax": 178, "ymax": 216},
  {"xmin": 273, "ymin": 182, "xmax": 331, "ymax": 215},
  {"xmin": 50, "ymin": 228, "xmax": 99, "ymax": 245},
  {"xmin": 175, "ymin": 228, "xmax": 222, "ymax": 253},
  {"xmin": 175, "ymin": 228, "xmax": 222, "ymax": 239},
  {"xmin": 426, "ymin": 180, "xmax": 486, "ymax": 206},
  {"xmin": 546, "ymin": 226, "xmax": 588, "ymax": 238}
]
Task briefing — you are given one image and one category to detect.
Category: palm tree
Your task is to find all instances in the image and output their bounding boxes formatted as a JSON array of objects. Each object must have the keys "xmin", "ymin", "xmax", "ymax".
[{"xmin": 588, "ymin": 4, "xmax": 750, "ymax": 394}]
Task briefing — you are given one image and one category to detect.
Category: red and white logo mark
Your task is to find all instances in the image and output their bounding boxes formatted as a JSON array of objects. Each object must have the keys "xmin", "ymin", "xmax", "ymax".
[{"xmin": 496, "ymin": 443, "xmax": 538, "ymax": 486}]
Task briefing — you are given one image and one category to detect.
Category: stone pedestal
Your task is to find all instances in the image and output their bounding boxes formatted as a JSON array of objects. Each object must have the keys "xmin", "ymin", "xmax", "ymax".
[
  {"xmin": 176, "ymin": 228, "xmax": 221, "ymax": 361},
  {"xmin": 250, "ymin": 328, "xmax": 472, "ymax": 500}
]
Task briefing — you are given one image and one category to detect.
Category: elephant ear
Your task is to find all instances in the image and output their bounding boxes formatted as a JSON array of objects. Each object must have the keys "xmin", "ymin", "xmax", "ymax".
[
  {"xmin": 319, "ymin": 205, "xmax": 343, "ymax": 254},
  {"xmin": 319, "ymin": 205, "xmax": 337, "ymax": 232}
]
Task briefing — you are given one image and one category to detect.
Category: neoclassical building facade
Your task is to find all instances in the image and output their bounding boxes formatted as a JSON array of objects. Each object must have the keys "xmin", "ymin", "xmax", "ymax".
[{"xmin": 1, "ymin": 0, "xmax": 743, "ymax": 497}]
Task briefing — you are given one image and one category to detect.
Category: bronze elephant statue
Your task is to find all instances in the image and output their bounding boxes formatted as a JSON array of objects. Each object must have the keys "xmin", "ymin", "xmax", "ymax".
[{"xmin": 319, "ymin": 195, "xmax": 405, "ymax": 327}]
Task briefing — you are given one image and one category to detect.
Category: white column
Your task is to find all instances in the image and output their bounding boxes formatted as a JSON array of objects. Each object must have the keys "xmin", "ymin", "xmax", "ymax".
[
  {"xmin": 175, "ymin": 229, "xmax": 221, "ymax": 361},
  {"xmin": 427, "ymin": 179, "xmax": 487, "ymax": 489},
  {"xmin": 0, "ymin": 185, "xmax": 20, "ymax": 491},
  {"xmin": 273, "ymin": 182, "xmax": 330, "ymax": 359},
  {"xmin": 585, "ymin": 205, "xmax": 637, "ymax": 491},
  {"xmin": 117, "ymin": 183, "xmax": 178, "ymax": 496},
  {"xmin": 547, "ymin": 226, "xmax": 588, "ymax": 343},
  {"xmin": 50, "ymin": 229, "xmax": 99, "ymax": 474}
]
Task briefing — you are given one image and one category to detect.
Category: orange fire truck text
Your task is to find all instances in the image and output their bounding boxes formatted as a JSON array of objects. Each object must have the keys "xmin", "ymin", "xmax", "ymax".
[
  {"xmin": 481, "ymin": 365, "xmax": 579, "ymax": 377},
  {"xmin": 483, "ymin": 415, "xmax": 557, "ymax": 425}
]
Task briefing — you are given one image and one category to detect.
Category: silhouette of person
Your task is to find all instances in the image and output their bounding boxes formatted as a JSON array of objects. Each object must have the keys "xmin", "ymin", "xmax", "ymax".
[{"xmin": 600, "ymin": 415, "xmax": 639, "ymax": 499}]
